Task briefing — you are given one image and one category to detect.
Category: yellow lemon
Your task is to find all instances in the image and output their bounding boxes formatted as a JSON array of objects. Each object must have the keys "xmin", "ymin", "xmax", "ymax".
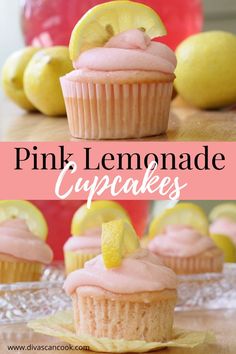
[
  {"xmin": 2, "ymin": 47, "xmax": 39, "ymax": 110},
  {"xmin": 210, "ymin": 234, "xmax": 236, "ymax": 263},
  {"xmin": 149, "ymin": 203, "xmax": 209, "ymax": 238},
  {"xmin": 102, "ymin": 219, "xmax": 140, "ymax": 269},
  {"xmin": 209, "ymin": 203, "xmax": 236, "ymax": 222},
  {"xmin": 175, "ymin": 31, "xmax": 236, "ymax": 109},
  {"xmin": 69, "ymin": 0, "xmax": 167, "ymax": 60},
  {"xmin": 24, "ymin": 46, "xmax": 73, "ymax": 116},
  {"xmin": 0, "ymin": 200, "xmax": 48, "ymax": 240},
  {"xmin": 71, "ymin": 201, "xmax": 130, "ymax": 235}
]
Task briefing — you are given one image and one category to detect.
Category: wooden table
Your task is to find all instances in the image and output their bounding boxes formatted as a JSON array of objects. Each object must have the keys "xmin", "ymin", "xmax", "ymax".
[
  {"xmin": 1, "ymin": 98, "xmax": 236, "ymax": 141},
  {"xmin": 0, "ymin": 309, "xmax": 235, "ymax": 354}
]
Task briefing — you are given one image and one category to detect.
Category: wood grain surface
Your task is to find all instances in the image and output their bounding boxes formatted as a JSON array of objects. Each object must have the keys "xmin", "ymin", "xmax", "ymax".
[
  {"xmin": 0, "ymin": 309, "xmax": 235, "ymax": 354},
  {"xmin": 1, "ymin": 98, "xmax": 236, "ymax": 142}
]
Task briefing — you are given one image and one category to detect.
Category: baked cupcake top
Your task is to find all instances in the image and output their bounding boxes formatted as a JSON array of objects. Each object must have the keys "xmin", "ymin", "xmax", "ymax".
[
  {"xmin": 0, "ymin": 219, "xmax": 53, "ymax": 264},
  {"xmin": 72, "ymin": 29, "xmax": 176, "ymax": 74},
  {"xmin": 210, "ymin": 218, "xmax": 236, "ymax": 244},
  {"xmin": 147, "ymin": 225, "xmax": 216, "ymax": 258}
]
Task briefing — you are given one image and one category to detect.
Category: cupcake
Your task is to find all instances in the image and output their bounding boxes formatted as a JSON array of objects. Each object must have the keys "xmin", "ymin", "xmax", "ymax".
[
  {"xmin": 64, "ymin": 219, "xmax": 177, "ymax": 342},
  {"xmin": 210, "ymin": 218, "xmax": 236, "ymax": 246},
  {"xmin": 209, "ymin": 203, "xmax": 236, "ymax": 246},
  {"xmin": 0, "ymin": 201, "xmax": 53, "ymax": 283},
  {"xmin": 64, "ymin": 230, "xmax": 101, "ymax": 274},
  {"xmin": 64, "ymin": 201, "xmax": 130, "ymax": 273},
  {"xmin": 60, "ymin": 1, "xmax": 176, "ymax": 140},
  {"xmin": 147, "ymin": 225, "xmax": 223, "ymax": 275}
]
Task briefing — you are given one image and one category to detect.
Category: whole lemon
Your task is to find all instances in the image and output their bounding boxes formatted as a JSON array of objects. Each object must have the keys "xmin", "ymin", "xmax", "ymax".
[
  {"xmin": 175, "ymin": 31, "xmax": 236, "ymax": 109},
  {"xmin": 24, "ymin": 46, "xmax": 73, "ymax": 116},
  {"xmin": 2, "ymin": 47, "xmax": 39, "ymax": 110}
]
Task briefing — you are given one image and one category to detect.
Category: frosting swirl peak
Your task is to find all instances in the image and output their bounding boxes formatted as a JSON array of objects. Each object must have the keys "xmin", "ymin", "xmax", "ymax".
[{"xmin": 73, "ymin": 29, "xmax": 177, "ymax": 74}]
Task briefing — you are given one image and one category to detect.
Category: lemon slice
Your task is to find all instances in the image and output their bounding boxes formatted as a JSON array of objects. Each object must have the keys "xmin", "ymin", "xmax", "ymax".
[
  {"xmin": 0, "ymin": 200, "xmax": 48, "ymax": 240},
  {"xmin": 69, "ymin": 0, "xmax": 167, "ymax": 60},
  {"xmin": 210, "ymin": 234, "xmax": 236, "ymax": 263},
  {"xmin": 149, "ymin": 203, "xmax": 209, "ymax": 238},
  {"xmin": 71, "ymin": 201, "xmax": 130, "ymax": 235},
  {"xmin": 209, "ymin": 203, "xmax": 236, "ymax": 222},
  {"xmin": 102, "ymin": 219, "xmax": 140, "ymax": 269}
]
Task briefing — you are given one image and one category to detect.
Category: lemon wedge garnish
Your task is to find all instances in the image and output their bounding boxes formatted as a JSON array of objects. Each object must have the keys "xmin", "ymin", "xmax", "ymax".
[
  {"xmin": 149, "ymin": 203, "xmax": 209, "ymax": 238},
  {"xmin": 0, "ymin": 200, "xmax": 48, "ymax": 240},
  {"xmin": 102, "ymin": 219, "xmax": 140, "ymax": 269},
  {"xmin": 71, "ymin": 201, "xmax": 130, "ymax": 235},
  {"xmin": 69, "ymin": 0, "xmax": 167, "ymax": 60},
  {"xmin": 210, "ymin": 233, "xmax": 236, "ymax": 263},
  {"xmin": 209, "ymin": 203, "xmax": 236, "ymax": 222}
]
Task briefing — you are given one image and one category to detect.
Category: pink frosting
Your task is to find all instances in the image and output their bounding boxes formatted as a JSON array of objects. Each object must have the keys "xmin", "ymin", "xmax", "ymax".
[
  {"xmin": 64, "ymin": 248, "xmax": 177, "ymax": 295},
  {"xmin": 63, "ymin": 235, "xmax": 101, "ymax": 253},
  {"xmin": 73, "ymin": 29, "xmax": 176, "ymax": 74},
  {"xmin": 210, "ymin": 218, "xmax": 236, "ymax": 245},
  {"xmin": 148, "ymin": 225, "xmax": 215, "ymax": 257},
  {"xmin": 0, "ymin": 219, "xmax": 53, "ymax": 264}
]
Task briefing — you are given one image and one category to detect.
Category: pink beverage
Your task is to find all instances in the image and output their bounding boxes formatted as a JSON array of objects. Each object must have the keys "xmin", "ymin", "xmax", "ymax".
[
  {"xmin": 119, "ymin": 201, "xmax": 151, "ymax": 238},
  {"xmin": 32, "ymin": 200, "xmax": 150, "ymax": 260},
  {"xmin": 32, "ymin": 200, "xmax": 84, "ymax": 260},
  {"xmin": 21, "ymin": 0, "xmax": 203, "ymax": 49}
]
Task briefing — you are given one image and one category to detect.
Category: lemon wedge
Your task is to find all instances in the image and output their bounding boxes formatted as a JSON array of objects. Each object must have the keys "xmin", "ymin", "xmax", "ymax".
[
  {"xmin": 69, "ymin": 0, "xmax": 167, "ymax": 60},
  {"xmin": 102, "ymin": 219, "xmax": 140, "ymax": 269},
  {"xmin": 71, "ymin": 201, "xmax": 130, "ymax": 235},
  {"xmin": 0, "ymin": 200, "xmax": 48, "ymax": 240},
  {"xmin": 209, "ymin": 203, "xmax": 236, "ymax": 222},
  {"xmin": 210, "ymin": 234, "xmax": 236, "ymax": 263},
  {"xmin": 149, "ymin": 203, "xmax": 209, "ymax": 238}
]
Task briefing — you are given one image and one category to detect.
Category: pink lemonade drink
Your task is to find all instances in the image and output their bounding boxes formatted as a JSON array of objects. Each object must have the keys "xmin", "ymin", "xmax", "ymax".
[
  {"xmin": 21, "ymin": 0, "xmax": 203, "ymax": 49},
  {"xmin": 32, "ymin": 200, "xmax": 150, "ymax": 260}
]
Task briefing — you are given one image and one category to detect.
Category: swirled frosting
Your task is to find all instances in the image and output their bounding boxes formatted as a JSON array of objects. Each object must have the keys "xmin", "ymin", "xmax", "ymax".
[
  {"xmin": 148, "ymin": 225, "xmax": 215, "ymax": 257},
  {"xmin": 210, "ymin": 218, "xmax": 236, "ymax": 245},
  {"xmin": 0, "ymin": 219, "xmax": 53, "ymax": 264},
  {"xmin": 64, "ymin": 235, "xmax": 101, "ymax": 254},
  {"xmin": 64, "ymin": 248, "xmax": 177, "ymax": 295},
  {"xmin": 73, "ymin": 29, "xmax": 177, "ymax": 74}
]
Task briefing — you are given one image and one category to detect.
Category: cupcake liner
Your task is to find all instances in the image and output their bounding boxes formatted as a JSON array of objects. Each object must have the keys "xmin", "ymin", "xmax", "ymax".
[
  {"xmin": 60, "ymin": 77, "xmax": 173, "ymax": 140},
  {"xmin": 0, "ymin": 261, "xmax": 42, "ymax": 283},
  {"xmin": 28, "ymin": 310, "xmax": 215, "ymax": 353},
  {"xmin": 72, "ymin": 290, "xmax": 176, "ymax": 342},
  {"xmin": 159, "ymin": 253, "xmax": 224, "ymax": 275},
  {"xmin": 64, "ymin": 251, "xmax": 99, "ymax": 274}
]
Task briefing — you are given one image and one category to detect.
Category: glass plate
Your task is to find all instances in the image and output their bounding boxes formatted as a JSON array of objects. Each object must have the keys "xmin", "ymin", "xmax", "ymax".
[
  {"xmin": 0, "ymin": 263, "xmax": 236, "ymax": 324},
  {"xmin": 176, "ymin": 263, "xmax": 236, "ymax": 311},
  {"xmin": 0, "ymin": 262, "xmax": 70, "ymax": 324}
]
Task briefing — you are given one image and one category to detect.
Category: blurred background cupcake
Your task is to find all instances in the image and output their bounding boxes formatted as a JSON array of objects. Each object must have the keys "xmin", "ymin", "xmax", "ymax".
[
  {"xmin": 145, "ymin": 203, "xmax": 224, "ymax": 274},
  {"xmin": 0, "ymin": 200, "xmax": 53, "ymax": 283},
  {"xmin": 209, "ymin": 203, "xmax": 236, "ymax": 262},
  {"xmin": 63, "ymin": 201, "xmax": 130, "ymax": 273}
]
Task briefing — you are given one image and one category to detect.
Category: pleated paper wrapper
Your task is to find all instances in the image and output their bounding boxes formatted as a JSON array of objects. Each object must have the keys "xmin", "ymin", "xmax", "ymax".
[{"xmin": 28, "ymin": 310, "xmax": 215, "ymax": 353}]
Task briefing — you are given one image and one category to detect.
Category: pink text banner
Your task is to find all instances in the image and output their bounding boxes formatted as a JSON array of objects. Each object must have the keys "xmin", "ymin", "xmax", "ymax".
[{"xmin": 0, "ymin": 142, "xmax": 234, "ymax": 203}]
